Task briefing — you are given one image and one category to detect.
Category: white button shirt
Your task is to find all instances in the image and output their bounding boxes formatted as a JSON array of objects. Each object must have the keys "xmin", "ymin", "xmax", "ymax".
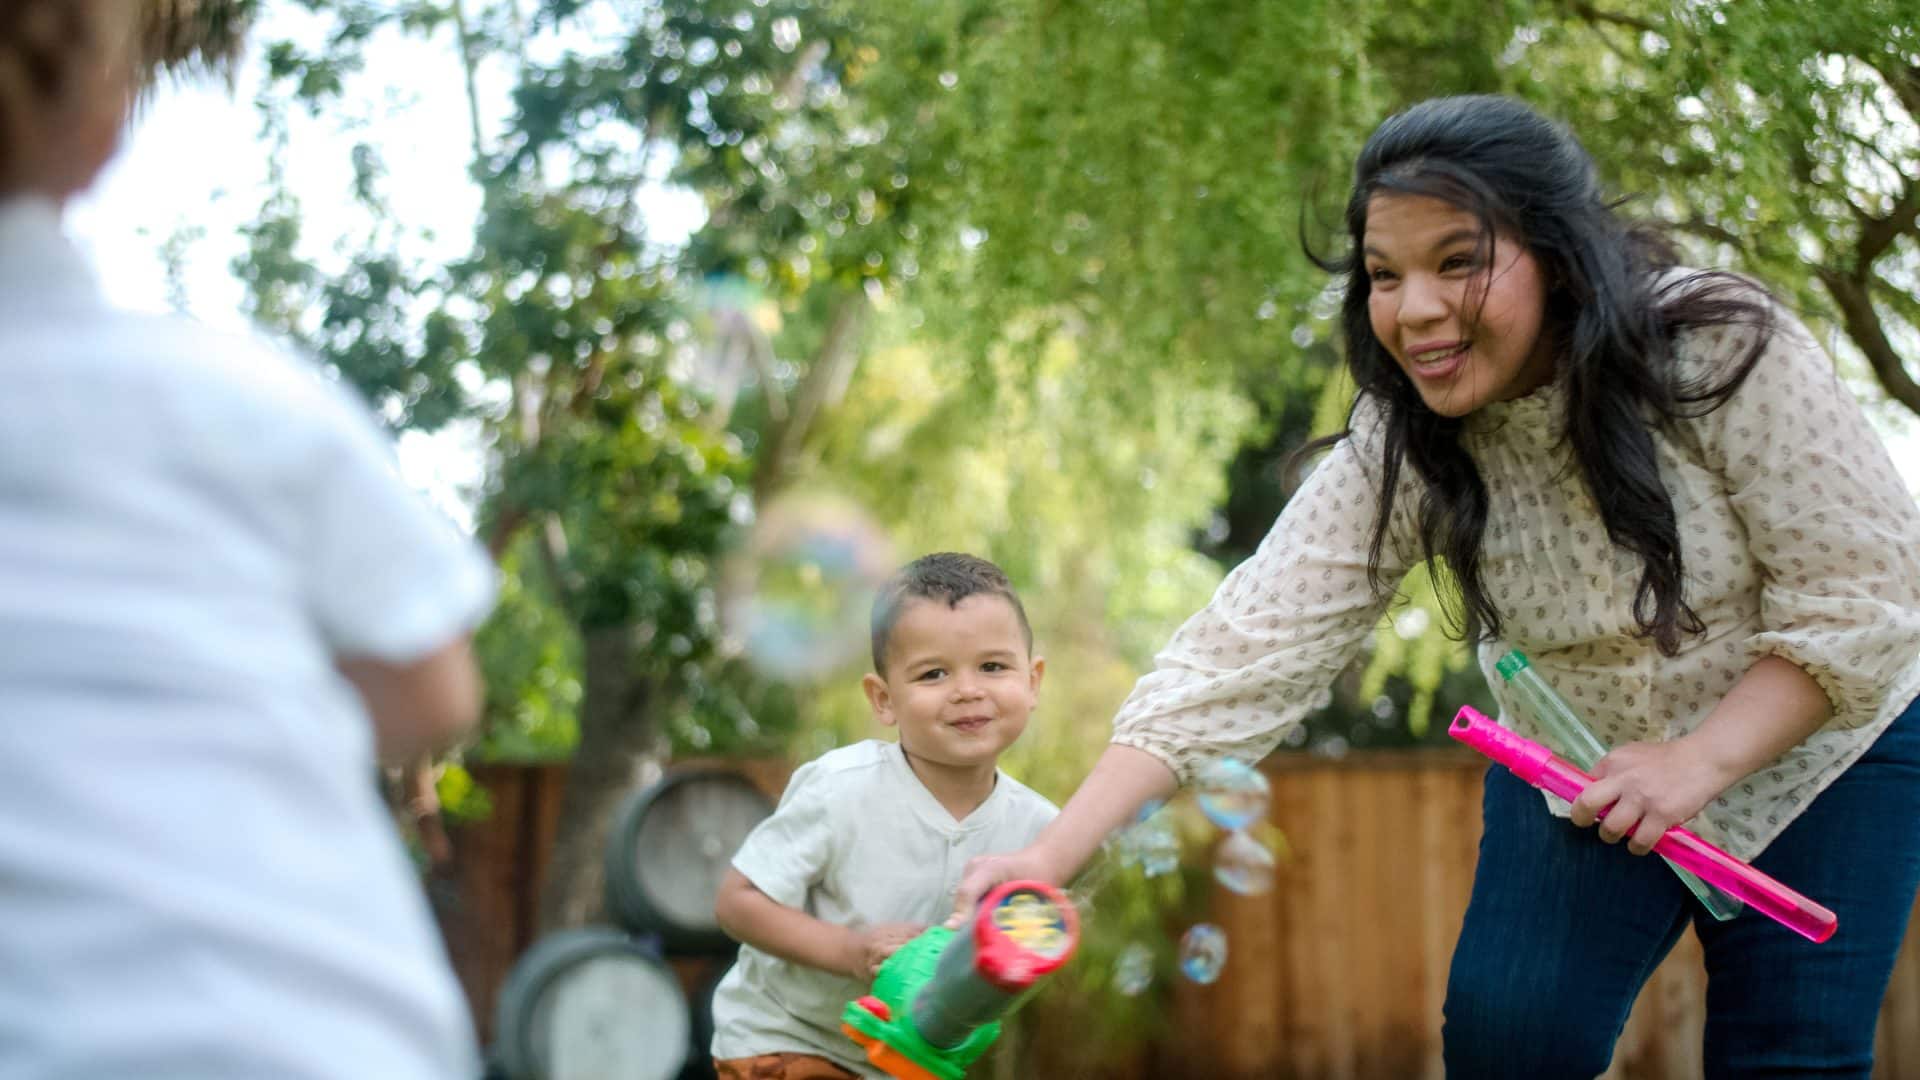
[
  {"xmin": 0, "ymin": 198, "xmax": 496, "ymax": 1078},
  {"xmin": 710, "ymin": 740, "xmax": 1057, "ymax": 1076}
]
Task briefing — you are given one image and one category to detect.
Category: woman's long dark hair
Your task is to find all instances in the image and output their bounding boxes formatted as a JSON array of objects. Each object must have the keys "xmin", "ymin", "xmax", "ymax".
[{"xmin": 1306, "ymin": 95, "xmax": 1771, "ymax": 656}]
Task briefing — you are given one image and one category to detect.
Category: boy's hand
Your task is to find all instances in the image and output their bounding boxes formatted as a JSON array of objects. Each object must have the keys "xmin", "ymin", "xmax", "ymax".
[{"xmin": 846, "ymin": 922, "xmax": 926, "ymax": 983}]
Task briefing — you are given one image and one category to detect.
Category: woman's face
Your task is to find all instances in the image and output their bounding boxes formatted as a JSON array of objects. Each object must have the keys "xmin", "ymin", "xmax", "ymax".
[{"xmin": 1362, "ymin": 193, "xmax": 1556, "ymax": 418}]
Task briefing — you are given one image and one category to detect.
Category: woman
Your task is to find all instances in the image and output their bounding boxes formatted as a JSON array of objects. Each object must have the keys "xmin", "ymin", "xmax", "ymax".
[{"xmin": 953, "ymin": 95, "xmax": 1920, "ymax": 1076}]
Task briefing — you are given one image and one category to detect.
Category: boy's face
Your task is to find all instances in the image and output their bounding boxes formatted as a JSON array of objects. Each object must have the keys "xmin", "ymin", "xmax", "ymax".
[{"xmin": 862, "ymin": 594, "xmax": 1043, "ymax": 770}]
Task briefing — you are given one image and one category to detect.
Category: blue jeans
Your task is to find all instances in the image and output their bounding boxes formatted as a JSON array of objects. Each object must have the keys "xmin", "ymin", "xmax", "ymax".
[{"xmin": 1443, "ymin": 695, "xmax": 1920, "ymax": 1078}]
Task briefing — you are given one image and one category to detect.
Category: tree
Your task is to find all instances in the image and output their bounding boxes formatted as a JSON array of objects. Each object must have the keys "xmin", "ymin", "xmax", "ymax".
[{"xmin": 1533, "ymin": 0, "xmax": 1920, "ymax": 415}]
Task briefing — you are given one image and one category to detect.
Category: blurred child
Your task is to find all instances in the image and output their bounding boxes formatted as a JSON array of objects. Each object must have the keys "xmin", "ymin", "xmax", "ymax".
[
  {"xmin": 710, "ymin": 552, "xmax": 1056, "ymax": 1079},
  {"xmin": 0, "ymin": 3, "xmax": 495, "ymax": 1076}
]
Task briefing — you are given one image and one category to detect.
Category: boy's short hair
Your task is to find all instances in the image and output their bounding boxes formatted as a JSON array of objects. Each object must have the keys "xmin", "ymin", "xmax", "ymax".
[{"xmin": 870, "ymin": 552, "xmax": 1033, "ymax": 672}]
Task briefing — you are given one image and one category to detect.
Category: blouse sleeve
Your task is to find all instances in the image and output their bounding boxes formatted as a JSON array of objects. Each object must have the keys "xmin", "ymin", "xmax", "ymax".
[
  {"xmin": 1676, "ymin": 296, "xmax": 1920, "ymax": 727},
  {"xmin": 1111, "ymin": 398, "xmax": 1417, "ymax": 782}
]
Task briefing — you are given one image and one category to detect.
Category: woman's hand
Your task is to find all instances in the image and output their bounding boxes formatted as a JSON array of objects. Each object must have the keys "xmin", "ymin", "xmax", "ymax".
[
  {"xmin": 844, "ymin": 922, "xmax": 927, "ymax": 983},
  {"xmin": 945, "ymin": 847, "xmax": 1064, "ymax": 928},
  {"xmin": 943, "ymin": 744, "xmax": 1181, "ymax": 928},
  {"xmin": 1569, "ymin": 656, "xmax": 1832, "ymax": 856},
  {"xmin": 1568, "ymin": 738, "xmax": 1736, "ymax": 856}
]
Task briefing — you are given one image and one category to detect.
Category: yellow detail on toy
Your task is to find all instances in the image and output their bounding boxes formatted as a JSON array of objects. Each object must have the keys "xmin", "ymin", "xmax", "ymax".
[{"xmin": 990, "ymin": 890, "xmax": 1069, "ymax": 957}]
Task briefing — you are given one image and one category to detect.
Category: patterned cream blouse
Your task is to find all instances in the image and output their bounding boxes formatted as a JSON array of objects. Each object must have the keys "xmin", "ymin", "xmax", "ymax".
[{"xmin": 1111, "ymin": 288, "xmax": 1920, "ymax": 859}]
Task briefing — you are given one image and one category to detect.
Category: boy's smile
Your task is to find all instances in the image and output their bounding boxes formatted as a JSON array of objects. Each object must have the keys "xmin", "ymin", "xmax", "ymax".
[{"xmin": 863, "ymin": 594, "xmax": 1043, "ymax": 805}]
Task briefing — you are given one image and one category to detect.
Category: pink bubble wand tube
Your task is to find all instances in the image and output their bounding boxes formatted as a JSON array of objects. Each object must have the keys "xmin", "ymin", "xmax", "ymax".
[{"xmin": 1449, "ymin": 706, "xmax": 1837, "ymax": 944}]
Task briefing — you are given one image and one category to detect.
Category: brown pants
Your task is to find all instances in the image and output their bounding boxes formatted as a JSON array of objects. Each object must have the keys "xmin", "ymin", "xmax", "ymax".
[{"xmin": 713, "ymin": 1052, "xmax": 861, "ymax": 1080}]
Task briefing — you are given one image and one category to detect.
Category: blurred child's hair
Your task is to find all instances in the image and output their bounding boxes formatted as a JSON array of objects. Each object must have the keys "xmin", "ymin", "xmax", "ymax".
[
  {"xmin": 870, "ymin": 552, "xmax": 1033, "ymax": 672},
  {"xmin": 0, "ymin": 1, "xmax": 128, "ymax": 191},
  {"xmin": 0, "ymin": 1, "xmax": 253, "ymax": 194}
]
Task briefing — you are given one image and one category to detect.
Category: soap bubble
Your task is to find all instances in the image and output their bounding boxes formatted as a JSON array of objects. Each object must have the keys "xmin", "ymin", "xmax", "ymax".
[
  {"xmin": 1194, "ymin": 758, "xmax": 1270, "ymax": 831},
  {"xmin": 1178, "ymin": 923, "xmax": 1228, "ymax": 984},
  {"xmin": 1212, "ymin": 829, "xmax": 1276, "ymax": 896},
  {"xmin": 1312, "ymin": 734, "xmax": 1350, "ymax": 761},
  {"xmin": 719, "ymin": 494, "xmax": 895, "ymax": 681},
  {"xmin": 1128, "ymin": 807, "xmax": 1175, "ymax": 876},
  {"xmin": 1113, "ymin": 943, "xmax": 1153, "ymax": 996},
  {"xmin": 1114, "ymin": 804, "xmax": 1180, "ymax": 878},
  {"xmin": 683, "ymin": 275, "xmax": 777, "ymax": 414}
]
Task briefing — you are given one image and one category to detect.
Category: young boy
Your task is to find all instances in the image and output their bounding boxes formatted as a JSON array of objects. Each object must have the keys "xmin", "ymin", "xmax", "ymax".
[
  {"xmin": 711, "ymin": 552, "xmax": 1057, "ymax": 1079},
  {"xmin": 1, "ymin": 5, "xmax": 494, "ymax": 1076}
]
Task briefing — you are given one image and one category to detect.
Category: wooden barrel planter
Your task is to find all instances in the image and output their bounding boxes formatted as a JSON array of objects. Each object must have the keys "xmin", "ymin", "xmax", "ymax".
[
  {"xmin": 598, "ymin": 766, "xmax": 775, "ymax": 1078},
  {"xmin": 491, "ymin": 927, "xmax": 691, "ymax": 1080},
  {"xmin": 603, "ymin": 768, "xmax": 775, "ymax": 952}
]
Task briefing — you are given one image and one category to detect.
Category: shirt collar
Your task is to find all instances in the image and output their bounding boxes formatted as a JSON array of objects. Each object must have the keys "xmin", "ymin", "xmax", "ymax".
[
  {"xmin": 883, "ymin": 739, "xmax": 1005, "ymax": 834},
  {"xmin": 1464, "ymin": 373, "xmax": 1568, "ymax": 451}
]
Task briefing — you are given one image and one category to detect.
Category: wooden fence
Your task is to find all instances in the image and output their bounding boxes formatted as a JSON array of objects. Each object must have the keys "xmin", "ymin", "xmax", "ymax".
[{"xmin": 433, "ymin": 755, "xmax": 1920, "ymax": 1078}]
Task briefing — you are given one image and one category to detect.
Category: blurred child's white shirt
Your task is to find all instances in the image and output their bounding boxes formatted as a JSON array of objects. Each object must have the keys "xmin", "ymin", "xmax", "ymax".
[
  {"xmin": 0, "ymin": 198, "xmax": 496, "ymax": 1079},
  {"xmin": 710, "ymin": 739, "xmax": 1056, "ymax": 1076}
]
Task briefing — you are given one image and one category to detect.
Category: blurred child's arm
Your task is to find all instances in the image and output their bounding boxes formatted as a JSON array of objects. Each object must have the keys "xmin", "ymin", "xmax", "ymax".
[
  {"xmin": 337, "ymin": 635, "xmax": 483, "ymax": 765},
  {"xmin": 714, "ymin": 868, "xmax": 923, "ymax": 982},
  {"xmin": 298, "ymin": 374, "xmax": 497, "ymax": 762}
]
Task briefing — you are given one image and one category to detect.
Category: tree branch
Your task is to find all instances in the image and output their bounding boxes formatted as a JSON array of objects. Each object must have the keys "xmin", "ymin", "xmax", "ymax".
[
  {"xmin": 1855, "ymin": 172, "xmax": 1920, "ymax": 267},
  {"xmin": 1862, "ymin": 55, "xmax": 1920, "ymax": 127},
  {"xmin": 1676, "ymin": 214, "xmax": 1747, "ymax": 252},
  {"xmin": 1565, "ymin": 0, "xmax": 1659, "ymax": 35},
  {"xmin": 754, "ymin": 292, "xmax": 869, "ymax": 501},
  {"xmin": 538, "ymin": 514, "xmax": 585, "ymax": 601},
  {"xmin": 1817, "ymin": 266, "xmax": 1920, "ymax": 417},
  {"xmin": 450, "ymin": 0, "xmax": 488, "ymax": 168}
]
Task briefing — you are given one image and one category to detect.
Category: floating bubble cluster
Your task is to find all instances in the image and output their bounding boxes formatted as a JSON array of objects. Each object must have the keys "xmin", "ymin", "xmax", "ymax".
[
  {"xmin": 1211, "ymin": 829, "xmax": 1276, "ymax": 896},
  {"xmin": 1178, "ymin": 923, "xmax": 1228, "ymax": 984},
  {"xmin": 1113, "ymin": 942, "xmax": 1154, "ymax": 997},
  {"xmin": 1194, "ymin": 758, "xmax": 1270, "ymax": 831},
  {"xmin": 1112, "ymin": 802, "xmax": 1181, "ymax": 878},
  {"xmin": 719, "ymin": 494, "xmax": 895, "ymax": 680},
  {"xmin": 684, "ymin": 275, "xmax": 777, "ymax": 413}
]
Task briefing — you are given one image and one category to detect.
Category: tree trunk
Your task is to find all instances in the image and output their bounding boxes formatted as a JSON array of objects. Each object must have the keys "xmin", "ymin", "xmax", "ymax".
[{"xmin": 536, "ymin": 622, "xmax": 665, "ymax": 930}]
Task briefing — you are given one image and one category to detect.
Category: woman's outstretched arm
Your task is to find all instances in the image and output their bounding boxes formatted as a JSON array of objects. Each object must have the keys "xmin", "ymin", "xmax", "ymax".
[{"xmin": 947, "ymin": 743, "xmax": 1176, "ymax": 925}]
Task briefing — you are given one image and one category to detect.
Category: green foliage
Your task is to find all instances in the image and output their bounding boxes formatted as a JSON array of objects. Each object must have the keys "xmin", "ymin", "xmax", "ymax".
[
  {"xmin": 434, "ymin": 761, "xmax": 496, "ymax": 821},
  {"xmin": 471, "ymin": 539, "xmax": 581, "ymax": 761},
  {"xmin": 500, "ymin": 377, "xmax": 747, "ymax": 632}
]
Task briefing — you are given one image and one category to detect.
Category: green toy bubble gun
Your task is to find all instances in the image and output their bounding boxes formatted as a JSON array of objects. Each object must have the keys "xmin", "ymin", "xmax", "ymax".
[{"xmin": 840, "ymin": 880, "xmax": 1080, "ymax": 1080}]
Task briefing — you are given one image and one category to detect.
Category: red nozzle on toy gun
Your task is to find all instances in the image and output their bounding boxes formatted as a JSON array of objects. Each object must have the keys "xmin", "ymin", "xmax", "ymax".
[{"xmin": 1449, "ymin": 706, "xmax": 1837, "ymax": 944}]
